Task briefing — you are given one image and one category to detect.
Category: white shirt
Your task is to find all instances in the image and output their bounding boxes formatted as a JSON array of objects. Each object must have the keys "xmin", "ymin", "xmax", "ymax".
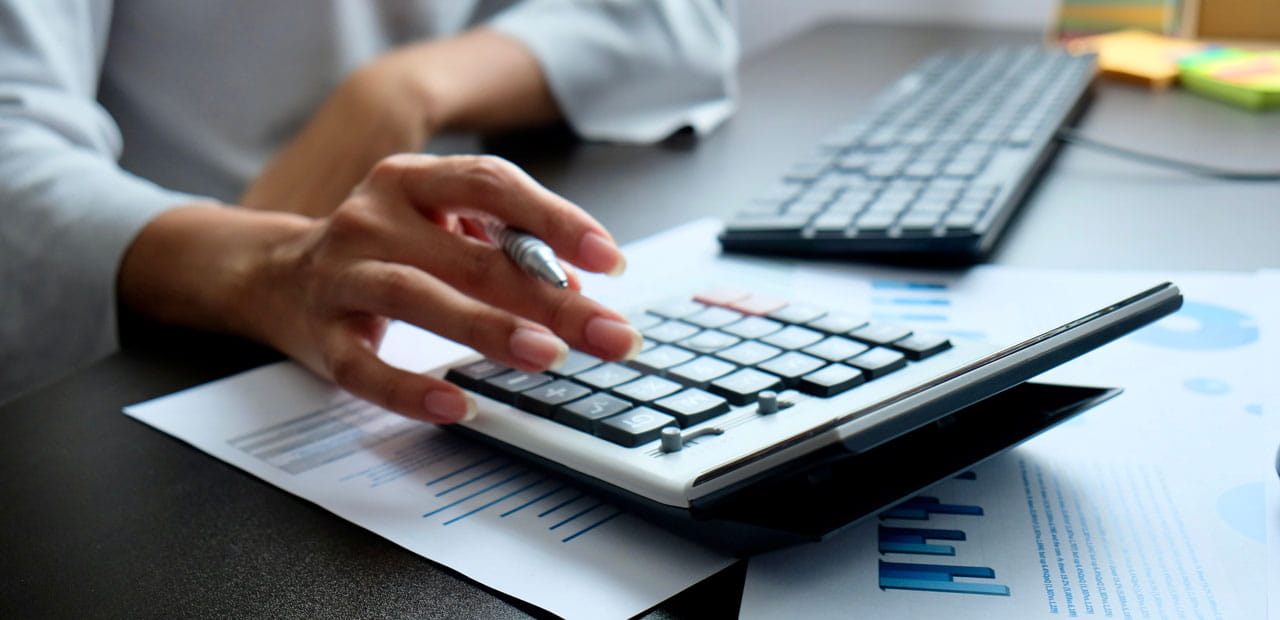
[{"xmin": 0, "ymin": 0, "xmax": 737, "ymax": 402}]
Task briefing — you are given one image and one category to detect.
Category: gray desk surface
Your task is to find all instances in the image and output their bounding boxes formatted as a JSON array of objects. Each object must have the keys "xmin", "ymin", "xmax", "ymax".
[{"xmin": 2, "ymin": 22, "xmax": 1276, "ymax": 619}]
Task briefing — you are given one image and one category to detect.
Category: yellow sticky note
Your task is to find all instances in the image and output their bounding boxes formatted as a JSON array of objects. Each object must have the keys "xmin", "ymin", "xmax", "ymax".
[{"xmin": 1068, "ymin": 29, "xmax": 1206, "ymax": 89}]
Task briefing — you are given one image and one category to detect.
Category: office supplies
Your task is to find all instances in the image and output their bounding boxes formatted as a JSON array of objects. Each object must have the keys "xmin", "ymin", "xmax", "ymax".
[
  {"xmin": 1066, "ymin": 29, "xmax": 1207, "ymax": 89},
  {"xmin": 1178, "ymin": 47, "xmax": 1280, "ymax": 109},
  {"xmin": 486, "ymin": 223, "xmax": 569, "ymax": 288},
  {"xmin": 741, "ymin": 268, "xmax": 1270, "ymax": 619},
  {"xmin": 718, "ymin": 46, "xmax": 1097, "ymax": 262}
]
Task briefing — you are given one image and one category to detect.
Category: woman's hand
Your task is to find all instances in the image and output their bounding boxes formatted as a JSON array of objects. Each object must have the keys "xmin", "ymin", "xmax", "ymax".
[{"xmin": 120, "ymin": 154, "xmax": 635, "ymax": 424}]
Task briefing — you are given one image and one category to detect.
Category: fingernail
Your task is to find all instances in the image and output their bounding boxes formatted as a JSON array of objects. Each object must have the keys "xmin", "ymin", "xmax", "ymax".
[
  {"xmin": 585, "ymin": 316, "xmax": 643, "ymax": 360},
  {"xmin": 510, "ymin": 327, "xmax": 569, "ymax": 370},
  {"xmin": 424, "ymin": 389, "xmax": 475, "ymax": 423},
  {"xmin": 578, "ymin": 232, "xmax": 625, "ymax": 277}
]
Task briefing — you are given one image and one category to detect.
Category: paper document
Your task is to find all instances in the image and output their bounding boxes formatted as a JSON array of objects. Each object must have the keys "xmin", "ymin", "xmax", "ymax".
[{"xmin": 740, "ymin": 269, "xmax": 1272, "ymax": 620}]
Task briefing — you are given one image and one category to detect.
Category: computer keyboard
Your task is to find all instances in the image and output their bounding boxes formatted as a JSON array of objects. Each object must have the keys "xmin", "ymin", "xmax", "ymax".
[
  {"xmin": 719, "ymin": 46, "xmax": 1097, "ymax": 261},
  {"xmin": 440, "ymin": 282, "xmax": 1182, "ymax": 554}
]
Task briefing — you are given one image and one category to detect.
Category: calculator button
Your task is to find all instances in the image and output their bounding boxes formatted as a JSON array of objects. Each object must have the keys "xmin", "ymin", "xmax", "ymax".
[
  {"xmin": 667, "ymin": 356, "xmax": 737, "ymax": 387},
  {"xmin": 806, "ymin": 312, "xmax": 869, "ymax": 335},
  {"xmin": 890, "ymin": 333, "xmax": 953, "ymax": 360},
  {"xmin": 612, "ymin": 375, "xmax": 684, "ymax": 403},
  {"xmin": 802, "ymin": 336, "xmax": 870, "ymax": 362},
  {"xmin": 574, "ymin": 363, "xmax": 642, "ymax": 390},
  {"xmin": 680, "ymin": 330, "xmax": 741, "ymax": 353},
  {"xmin": 755, "ymin": 351, "xmax": 827, "ymax": 386},
  {"xmin": 598, "ymin": 407, "xmax": 678, "ymax": 447},
  {"xmin": 693, "ymin": 287, "xmax": 752, "ymax": 307},
  {"xmin": 727, "ymin": 294, "xmax": 789, "ymax": 316},
  {"xmin": 627, "ymin": 312, "xmax": 664, "ymax": 331},
  {"xmin": 630, "ymin": 344, "xmax": 697, "ymax": 374},
  {"xmin": 847, "ymin": 347, "xmax": 908, "ymax": 379},
  {"xmin": 760, "ymin": 325, "xmax": 825, "ymax": 350},
  {"xmin": 721, "ymin": 316, "xmax": 784, "ymax": 339},
  {"xmin": 653, "ymin": 389, "xmax": 731, "ymax": 427},
  {"xmin": 848, "ymin": 323, "xmax": 913, "ymax": 346},
  {"xmin": 649, "ymin": 300, "xmax": 705, "ymax": 319},
  {"xmin": 709, "ymin": 368, "xmax": 784, "ymax": 406},
  {"xmin": 685, "ymin": 306, "xmax": 745, "ymax": 329},
  {"xmin": 715, "ymin": 340, "xmax": 783, "ymax": 366},
  {"xmin": 480, "ymin": 371, "xmax": 553, "ymax": 404},
  {"xmin": 796, "ymin": 364, "xmax": 866, "ymax": 397},
  {"xmin": 557, "ymin": 393, "xmax": 632, "ymax": 432},
  {"xmin": 445, "ymin": 359, "xmax": 509, "ymax": 391},
  {"xmin": 767, "ymin": 304, "xmax": 827, "ymax": 325},
  {"xmin": 555, "ymin": 350, "xmax": 602, "ymax": 376},
  {"xmin": 519, "ymin": 380, "xmax": 592, "ymax": 417},
  {"xmin": 643, "ymin": 320, "xmax": 701, "ymax": 343}
]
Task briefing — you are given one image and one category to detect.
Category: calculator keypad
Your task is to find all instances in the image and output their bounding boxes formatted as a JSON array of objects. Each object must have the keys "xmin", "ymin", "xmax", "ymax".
[{"xmin": 445, "ymin": 289, "xmax": 952, "ymax": 448}]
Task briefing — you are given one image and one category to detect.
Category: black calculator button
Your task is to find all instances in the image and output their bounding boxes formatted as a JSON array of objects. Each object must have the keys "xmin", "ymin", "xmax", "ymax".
[
  {"xmin": 444, "ymin": 359, "xmax": 510, "ymax": 391},
  {"xmin": 667, "ymin": 356, "xmax": 737, "ymax": 387},
  {"xmin": 802, "ymin": 336, "xmax": 870, "ymax": 362},
  {"xmin": 847, "ymin": 347, "xmax": 908, "ymax": 379},
  {"xmin": 755, "ymin": 351, "xmax": 827, "ymax": 387},
  {"xmin": 709, "ymin": 368, "xmax": 784, "ymax": 406},
  {"xmin": 519, "ymin": 380, "xmax": 592, "ymax": 417},
  {"xmin": 598, "ymin": 407, "xmax": 677, "ymax": 447},
  {"xmin": 715, "ymin": 341, "xmax": 783, "ymax": 367},
  {"xmin": 653, "ymin": 389, "xmax": 730, "ymax": 427},
  {"xmin": 480, "ymin": 371, "xmax": 553, "ymax": 404},
  {"xmin": 721, "ymin": 316, "xmax": 783, "ymax": 339},
  {"xmin": 849, "ymin": 323, "xmax": 913, "ymax": 346},
  {"xmin": 680, "ymin": 330, "xmax": 741, "ymax": 353},
  {"xmin": 557, "ymin": 393, "xmax": 632, "ymax": 432},
  {"xmin": 805, "ymin": 312, "xmax": 869, "ymax": 335},
  {"xmin": 890, "ymin": 333, "xmax": 953, "ymax": 360},
  {"xmin": 630, "ymin": 344, "xmax": 696, "ymax": 374},
  {"xmin": 797, "ymin": 364, "xmax": 866, "ymax": 397},
  {"xmin": 574, "ymin": 363, "xmax": 642, "ymax": 390},
  {"xmin": 759, "ymin": 325, "xmax": 825, "ymax": 350},
  {"xmin": 643, "ymin": 320, "xmax": 701, "ymax": 343},
  {"xmin": 555, "ymin": 350, "xmax": 602, "ymax": 376},
  {"xmin": 613, "ymin": 375, "xmax": 683, "ymax": 403}
]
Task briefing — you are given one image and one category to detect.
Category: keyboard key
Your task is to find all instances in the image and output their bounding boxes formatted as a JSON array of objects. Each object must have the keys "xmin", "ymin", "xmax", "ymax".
[
  {"xmin": 652, "ymin": 389, "xmax": 731, "ymax": 427},
  {"xmin": 768, "ymin": 304, "xmax": 826, "ymax": 325},
  {"xmin": 709, "ymin": 368, "xmax": 784, "ymax": 406},
  {"xmin": 613, "ymin": 375, "xmax": 684, "ymax": 403},
  {"xmin": 849, "ymin": 323, "xmax": 913, "ymax": 346},
  {"xmin": 847, "ymin": 347, "xmax": 908, "ymax": 379},
  {"xmin": 796, "ymin": 364, "xmax": 866, "ymax": 397},
  {"xmin": 519, "ymin": 380, "xmax": 592, "ymax": 417},
  {"xmin": 668, "ymin": 356, "xmax": 737, "ymax": 387},
  {"xmin": 685, "ymin": 306, "xmax": 745, "ymax": 329},
  {"xmin": 557, "ymin": 393, "xmax": 632, "ymax": 432},
  {"xmin": 556, "ymin": 350, "xmax": 602, "ymax": 376},
  {"xmin": 598, "ymin": 407, "xmax": 677, "ymax": 447},
  {"xmin": 630, "ymin": 344, "xmax": 696, "ymax": 374},
  {"xmin": 760, "ymin": 325, "xmax": 825, "ymax": 350},
  {"xmin": 806, "ymin": 312, "xmax": 869, "ymax": 335},
  {"xmin": 681, "ymin": 330, "xmax": 741, "ymax": 353},
  {"xmin": 574, "ymin": 363, "xmax": 642, "ymax": 390},
  {"xmin": 890, "ymin": 333, "xmax": 953, "ymax": 360},
  {"xmin": 715, "ymin": 340, "xmax": 783, "ymax": 366},
  {"xmin": 721, "ymin": 316, "xmax": 784, "ymax": 339},
  {"xmin": 643, "ymin": 320, "xmax": 700, "ymax": 343},
  {"xmin": 480, "ymin": 371, "xmax": 553, "ymax": 403},
  {"xmin": 445, "ymin": 359, "xmax": 510, "ymax": 391},
  {"xmin": 756, "ymin": 352, "xmax": 827, "ymax": 386},
  {"xmin": 802, "ymin": 336, "xmax": 870, "ymax": 362}
]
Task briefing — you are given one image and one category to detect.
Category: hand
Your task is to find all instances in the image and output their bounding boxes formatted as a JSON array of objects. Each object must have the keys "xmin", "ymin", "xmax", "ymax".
[{"xmin": 121, "ymin": 154, "xmax": 635, "ymax": 425}]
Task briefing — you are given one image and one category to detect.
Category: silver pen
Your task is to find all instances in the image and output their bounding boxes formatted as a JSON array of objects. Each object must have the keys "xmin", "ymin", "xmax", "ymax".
[{"xmin": 488, "ymin": 223, "xmax": 570, "ymax": 289}]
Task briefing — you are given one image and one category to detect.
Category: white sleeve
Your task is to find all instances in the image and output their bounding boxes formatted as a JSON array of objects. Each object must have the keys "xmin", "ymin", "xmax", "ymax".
[
  {"xmin": 0, "ymin": 0, "xmax": 204, "ymax": 399},
  {"xmin": 488, "ymin": 0, "xmax": 738, "ymax": 143}
]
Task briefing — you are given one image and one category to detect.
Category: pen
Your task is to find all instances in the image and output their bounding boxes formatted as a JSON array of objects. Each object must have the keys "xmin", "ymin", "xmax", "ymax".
[{"xmin": 487, "ymin": 223, "xmax": 570, "ymax": 289}]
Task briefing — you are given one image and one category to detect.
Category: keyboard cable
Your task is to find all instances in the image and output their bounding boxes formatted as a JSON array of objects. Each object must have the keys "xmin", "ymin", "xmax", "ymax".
[{"xmin": 1055, "ymin": 127, "xmax": 1280, "ymax": 182}]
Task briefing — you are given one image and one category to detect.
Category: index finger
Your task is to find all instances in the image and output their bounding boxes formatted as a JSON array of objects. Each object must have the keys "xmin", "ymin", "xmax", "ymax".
[{"xmin": 371, "ymin": 154, "xmax": 626, "ymax": 276}]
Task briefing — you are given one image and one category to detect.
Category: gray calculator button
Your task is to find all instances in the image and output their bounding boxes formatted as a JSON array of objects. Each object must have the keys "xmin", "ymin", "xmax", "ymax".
[
  {"xmin": 806, "ymin": 312, "xmax": 869, "ymax": 335},
  {"xmin": 557, "ymin": 393, "xmax": 632, "ymax": 432},
  {"xmin": 574, "ymin": 363, "xmax": 642, "ymax": 389},
  {"xmin": 649, "ymin": 300, "xmax": 706, "ymax": 319},
  {"xmin": 802, "ymin": 336, "xmax": 870, "ymax": 362},
  {"xmin": 709, "ymin": 368, "xmax": 784, "ymax": 406},
  {"xmin": 643, "ymin": 320, "xmax": 701, "ymax": 343},
  {"xmin": 760, "ymin": 325, "xmax": 824, "ymax": 350},
  {"xmin": 681, "ymin": 330, "xmax": 741, "ymax": 353},
  {"xmin": 597, "ymin": 407, "xmax": 677, "ymax": 447},
  {"xmin": 480, "ymin": 371, "xmax": 553, "ymax": 404},
  {"xmin": 890, "ymin": 333, "xmax": 952, "ymax": 360},
  {"xmin": 667, "ymin": 356, "xmax": 737, "ymax": 387},
  {"xmin": 849, "ymin": 323, "xmax": 913, "ymax": 346},
  {"xmin": 767, "ymin": 304, "xmax": 826, "ymax": 325},
  {"xmin": 755, "ymin": 351, "xmax": 826, "ymax": 386},
  {"xmin": 555, "ymin": 350, "xmax": 602, "ymax": 376},
  {"xmin": 797, "ymin": 364, "xmax": 866, "ymax": 397},
  {"xmin": 721, "ymin": 316, "xmax": 783, "ymax": 339},
  {"xmin": 445, "ymin": 359, "xmax": 509, "ymax": 390},
  {"xmin": 685, "ymin": 306, "xmax": 745, "ymax": 329},
  {"xmin": 847, "ymin": 347, "xmax": 908, "ymax": 379},
  {"xmin": 519, "ymin": 380, "xmax": 592, "ymax": 417},
  {"xmin": 715, "ymin": 340, "xmax": 783, "ymax": 366},
  {"xmin": 653, "ymin": 389, "xmax": 730, "ymax": 427},
  {"xmin": 613, "ymin": 375, "xmax": 683, "ymax": 403},
  {"xmin": 630, "ymin": 345, "xmax": 697, "ymax": 374}
]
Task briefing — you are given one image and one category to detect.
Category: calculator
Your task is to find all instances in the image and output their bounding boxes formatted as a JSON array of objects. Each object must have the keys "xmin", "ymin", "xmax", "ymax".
[{"xmin": 443, "ymin": 282, "xmax": 1182, "ymax": 554}]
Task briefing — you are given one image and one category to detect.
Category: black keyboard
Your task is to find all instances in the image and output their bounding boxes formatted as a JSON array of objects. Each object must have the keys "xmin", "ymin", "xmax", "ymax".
[
  {"xmin": 719, "ymin": 46, "xmax": 1097, "ymax": 261},
  {"xmin": 446, "ymin": 288, "xmax": 952, "ymax": 450}
]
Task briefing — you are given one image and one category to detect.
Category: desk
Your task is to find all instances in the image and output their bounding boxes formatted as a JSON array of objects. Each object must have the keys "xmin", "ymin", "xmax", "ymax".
[{"xmin": 2, "ymin": 22, "xmax": 1276, "ymax": 619}]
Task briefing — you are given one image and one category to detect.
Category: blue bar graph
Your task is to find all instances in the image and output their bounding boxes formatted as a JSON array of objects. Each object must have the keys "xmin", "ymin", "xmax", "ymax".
[
  {"xmin": 878, "ymin": 526, "xmax": 966, "ymax": 556},
  {"xmin": 871, "ymin": 280, "xmax": 947, "ymax": 291},
  {"xmin": 879, "ymin": 496, "xmax": 983, "ymax": 520},
  {"xmin": 879, "ymin": 561, "xmax": 1010, "ymax": 596}
]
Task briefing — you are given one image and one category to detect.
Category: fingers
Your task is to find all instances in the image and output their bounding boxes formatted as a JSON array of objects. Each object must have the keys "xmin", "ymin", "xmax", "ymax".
[
  {"xmin": 366, "ymin": 154, "xmax": 626, "ymax": 276},
  {"xmin": 325, "ymin": 333, "xmax": 475, "ymax": 424}
]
